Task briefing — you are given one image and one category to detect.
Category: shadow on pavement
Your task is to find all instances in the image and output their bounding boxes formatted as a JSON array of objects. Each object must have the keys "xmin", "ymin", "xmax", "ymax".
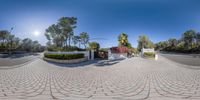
[
  {"xmin": 45, "ymin": 59, "xmax": 124, "ymax": 68},
  {"xmin": 94, "ymin": 59, "xmax": 124, "ymax": 67}
]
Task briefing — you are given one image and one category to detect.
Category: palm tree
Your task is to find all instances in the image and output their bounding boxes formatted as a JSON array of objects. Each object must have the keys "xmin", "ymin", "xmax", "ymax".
[
  {"xmin": 137, "ymin": 35, "xmax": 149, "ymax": 50},
  {"xmin": 118, "ymin": 33, "xmax": 129, "ymax": 46},
  {"xmin": 89, "ymin": 42, "xmax": 100, "ymax": 51}
]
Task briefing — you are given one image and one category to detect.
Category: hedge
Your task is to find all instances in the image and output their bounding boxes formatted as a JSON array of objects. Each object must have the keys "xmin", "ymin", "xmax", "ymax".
[
  {"xmin": 143, "ymin": 52, "xmax": 155, "ymax": 58},
  {"xmin": 44, "ymin": 53, "xmax": 84, "ymax": 60}
]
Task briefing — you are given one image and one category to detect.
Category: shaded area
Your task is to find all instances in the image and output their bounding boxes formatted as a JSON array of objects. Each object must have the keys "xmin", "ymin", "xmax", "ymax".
[
  {"xmin": 94, "ymin": 59, "xmax": 123, "ymax": 67},
  {"xmin": 160, "ymin": 53, "xmax": 200, "ymax": 66},
  {"xmin": 0, "ymin": 54, "xmax": 39, "ymax": 66},
  {"xmin": 45, "ymin": 59, "xmax": 123, "ymax": 68}
]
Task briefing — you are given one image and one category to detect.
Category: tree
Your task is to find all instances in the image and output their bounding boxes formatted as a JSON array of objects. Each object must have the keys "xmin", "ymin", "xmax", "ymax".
[
  {"xmin": 12, "ymin": 37, "xmax": 21, "ymax": 50},
  {"xmin": 45, "ymin": 24, "xmax": 62, "ymax": 47},
  {"xmin": 0, "ymin": 30, "xmax": 10, "ymax": 51},
  {"xmin": 118, "ymin": 33, "xmax": 129, "ymax": 46},
  {"xmin": 73, "ymin": 35, "xmax": 81, "ymax": 47},
  {"xmin": 196, "ymin": 32, "xmax": 200, "ymax": 43},
  {"xmin": 32, "ymin": 41, "xmax": 40, "ymax": 52},
  {"xmin": 58, "ymin": 17, "xmax": 77, "ymax": 47},
  {"xmin": 0, "ymin": 29, "xmax": 44, "ymax": 53},
  {"xmin": 7, "ymin": 34, "xmax": 15, "ymax": 53},
  {"xmin": 176, "ymin": 42, "xmax": 185, "ymax": 52},
  {"xmin": 168, "ymin": 38, "xmax": 178, "ymax": 47},
  {"xmin": 155, "ymin": 41, "xmax": 168, "ymax": 50},
  {"xmin": 80, "ymin": 32, "xmax": 89, "ymax": 49},
  {"xmin": 45, "ymin": 17, "xmax": 77, "ymax": 49},
  {"xmin": 165, "ymin": 38, "xmax": 178, "ymax": 51},
  {"xmin": 0, "ymin": 30, "xmax": 9, "ymax": 43},
  {"xmin": 182, "ymin": 30, "xmax": 196, "ymax": 50},
  {"xmin": 89, "ymin": 42, "xmax": 100, "ymax": 51},
  {"xmin": 137, "ymin": 35, "xmax": 154, "ymax": 51},
  {"xmin": 155, "ymin": 29, "xmax": 200, "ymax": 53},
  {"xmin": 22, "ymin": 38, "xmax": 32, "ymax": 52}
]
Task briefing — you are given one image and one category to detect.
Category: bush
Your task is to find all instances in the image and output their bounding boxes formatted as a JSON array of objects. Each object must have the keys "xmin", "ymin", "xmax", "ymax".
[
  {"xmin": 143, "ymin": 52, "xmax": 155, "ymax": 58},
  {"xmin": 44, "ymin": 53, "xmax": 84, "ymax": 60}
]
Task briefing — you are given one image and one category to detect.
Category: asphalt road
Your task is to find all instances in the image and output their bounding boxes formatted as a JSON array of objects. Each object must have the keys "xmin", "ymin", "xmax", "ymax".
[
  {"xmin": 159, "ymin": 53, "xmax": 200, "ymax": 66},
  {"xmin": 0, "ymin": 54, "xmax": 40, "ymax": 67}
]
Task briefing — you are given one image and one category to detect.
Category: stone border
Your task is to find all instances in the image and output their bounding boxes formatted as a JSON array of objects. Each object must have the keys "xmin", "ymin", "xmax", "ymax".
[{"xmin": 43, "ymin": 57, "xmax": 88, "ymax": 64}]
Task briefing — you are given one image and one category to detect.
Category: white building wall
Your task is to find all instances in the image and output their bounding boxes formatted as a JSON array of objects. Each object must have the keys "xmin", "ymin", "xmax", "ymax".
[
  {"xmin": 108, "ymin": 50, "xmax": 127, "ymax": 60},
  {"xmin": 142, "ymin": 48, "xmax": 155, "ymax": 54}
]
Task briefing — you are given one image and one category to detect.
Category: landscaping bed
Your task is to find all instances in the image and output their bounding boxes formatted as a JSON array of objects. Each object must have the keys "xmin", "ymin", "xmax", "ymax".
[
  {"xmin": 44, "ymin": 53, "xmax": 84, "ymax": 60},
  {"xmin": 43, "ymin": 53, "xmax": 87, "ymax": 64},
  {"xmin": 143, "ymin": 52, "xmax": 155, "ymax": 58}
]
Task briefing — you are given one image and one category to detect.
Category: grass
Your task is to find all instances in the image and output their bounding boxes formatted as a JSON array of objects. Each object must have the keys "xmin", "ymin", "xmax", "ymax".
[{"xmin": 143, "ymin": 52, "xmax": 155, "ymax": 58}]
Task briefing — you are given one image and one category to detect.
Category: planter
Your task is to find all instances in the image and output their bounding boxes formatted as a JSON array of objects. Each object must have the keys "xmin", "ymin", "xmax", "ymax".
[{"xmin": 43, "ymin": 57, "xmax": 87, "ymax": 64}]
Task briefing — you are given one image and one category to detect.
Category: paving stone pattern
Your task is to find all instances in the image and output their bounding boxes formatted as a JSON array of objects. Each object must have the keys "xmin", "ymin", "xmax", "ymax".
[{"xmin": 0, "ymin": 55, "xmax": 200, "ymax": 100}]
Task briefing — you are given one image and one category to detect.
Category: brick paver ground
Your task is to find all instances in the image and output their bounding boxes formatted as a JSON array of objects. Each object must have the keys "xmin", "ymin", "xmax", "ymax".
[{"xmin": 0, "ymin": 55, "xmax": 200, "ymax": 100}]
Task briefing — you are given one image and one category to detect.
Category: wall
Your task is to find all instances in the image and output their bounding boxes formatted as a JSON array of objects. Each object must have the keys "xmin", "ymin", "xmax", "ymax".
[
  {"xmin": 108, "ymin": 50, "xmax": 127, "ymax": 60},
  {"xmin": 142, "ymin": 48, "xmax": 155, "ymax": 54}
]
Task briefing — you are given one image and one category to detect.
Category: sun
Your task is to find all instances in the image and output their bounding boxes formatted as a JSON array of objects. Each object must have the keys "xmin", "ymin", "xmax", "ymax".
[{"xmin": 33, "ymin": 31, "xmax": 40, "ymax": 36}]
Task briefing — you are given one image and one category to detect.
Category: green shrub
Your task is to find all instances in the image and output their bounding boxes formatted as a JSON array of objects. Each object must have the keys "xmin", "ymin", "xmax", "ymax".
[
  {"xmin": 44, "ymin": 53, "xmax": 84, "ymax": 60},
  {"xmin": 143, "ymin": 52, "xmax": 155, "ymax": 58}
]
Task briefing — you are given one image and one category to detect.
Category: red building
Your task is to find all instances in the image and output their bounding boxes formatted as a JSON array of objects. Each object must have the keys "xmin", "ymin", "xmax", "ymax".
[{"xmin": 109, "ymin": 45, "xmax": 131, "ymax": 60}]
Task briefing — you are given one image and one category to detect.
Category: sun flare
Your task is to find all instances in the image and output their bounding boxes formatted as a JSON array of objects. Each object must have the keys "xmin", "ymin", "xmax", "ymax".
[{"xmin": 33, "ymin": 31, "xmax": 40, "ymax": 36}]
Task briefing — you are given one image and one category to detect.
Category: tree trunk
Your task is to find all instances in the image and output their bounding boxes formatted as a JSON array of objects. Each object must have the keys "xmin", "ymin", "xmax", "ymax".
[
  {"xmin": 84, "ymin": 44, "xmax": 86, "ymax": 49},
  {"xmin": 69, "ymin": 37, "xmax": 71, "ymax": 47}
]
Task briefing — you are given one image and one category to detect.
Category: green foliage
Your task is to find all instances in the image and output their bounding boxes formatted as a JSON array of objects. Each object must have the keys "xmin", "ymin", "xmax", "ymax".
[
  {"xmin": 80, "ymin": 32, "xmax": 89, "ymax": 49},
  {"xmin": 45, "ymin": 17, "xmax": 77, "ymax": 48},
  {"xmin": 44, "ymin": 53, "xmax": 84, "ymax": 60},
  {"xmin": 137, "ymin": 35, "xmax": 154, "ymax": 51},
  {"xmin": 155, "ymin": 29, "xmax": 200, "ymax": 53},
  {"xmin": 46, "ymin": 44, "xmax": 84, "ymax": 52},
  {"xmin": 0, "ymin": 29, "xmax": 44, "ymax": 53},
  {"xmin": 45, "ymin": 17, "xmax": 91, "ymax": 51},
  {"xmin": 143, "ymin": 52, "xmax": 155, "ymax": 58},
  {"xmin": 182, "ymin": 30, "xmax": 196, "ymax": 50},
  {"xmin": 99, "ymin": 48, "xmax": 109, "ymax": 52},
  {"xmin": 73, "ymin": 35, "xmax": 81, "ymax": 47},
  {"xmin": 89, "ymin": 41, "xmax": 100, "ymax": 51},
  {"xmin": 130, "ymin": 47, "xmax": 139, "ymax": 54},
  {"xmin": 118, "ymin": 33, "xmax": 129, "ymax": 46}
]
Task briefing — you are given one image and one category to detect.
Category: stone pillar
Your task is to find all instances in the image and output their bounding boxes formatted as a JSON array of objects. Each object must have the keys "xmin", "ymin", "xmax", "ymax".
[
  {"xmin": 91, "ymin": 50, "xmax": 94, "ymax": 60},
  {"xmin": 87, "ymin": 51, "xmax": 90, "ymax": 60},
  {"xmin": 155, "ymin": 54, "xmax": 158, "ymax": 60}
]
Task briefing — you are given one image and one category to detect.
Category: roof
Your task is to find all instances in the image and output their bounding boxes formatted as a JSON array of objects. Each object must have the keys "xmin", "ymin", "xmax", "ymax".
[{"xmin": 110, "ymin": 45, "xmax": 130, "ymax": 53}]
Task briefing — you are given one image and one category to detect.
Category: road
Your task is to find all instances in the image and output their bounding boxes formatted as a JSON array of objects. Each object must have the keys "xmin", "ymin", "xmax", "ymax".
[
  {"xmin": 159, "ymin": 53, "xmax": 200, "ymax": 66},
  {"xmin": 0, "ymin": 54, "xmax": 41, "ymax": 67},
  {"xmin": 0, "ymin": 54, "xmax": 199, "ymax": 100}
]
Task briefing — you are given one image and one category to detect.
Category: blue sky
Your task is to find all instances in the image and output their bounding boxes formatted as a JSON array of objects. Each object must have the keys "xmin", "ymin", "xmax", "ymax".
[{"xmin": 0, "ymin": 0, "xmax": 200, "ymax": 48}]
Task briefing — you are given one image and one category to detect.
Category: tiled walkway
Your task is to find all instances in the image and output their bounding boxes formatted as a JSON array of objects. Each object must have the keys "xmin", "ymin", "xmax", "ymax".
[{"xmin": 0, "ymin": 55, "xmax": 200, "ymax": 100}]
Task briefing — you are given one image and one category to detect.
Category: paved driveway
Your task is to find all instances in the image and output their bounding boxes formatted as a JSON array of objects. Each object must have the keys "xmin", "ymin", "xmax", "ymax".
[{"xmin": 0, "ymin": 55, "xmax": 200, "ymax": 100}]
